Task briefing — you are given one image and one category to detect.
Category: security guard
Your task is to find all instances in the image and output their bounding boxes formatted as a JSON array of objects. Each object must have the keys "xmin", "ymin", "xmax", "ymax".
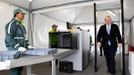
[
  {"xmin": 5, "ymin": 9, "xmax": 33, "ymax": 75},
  {"xmin": 68, "ymin": 26, "xmax": 76, "ymax": 32},
  {"xmin": 50, "ymin": 24, "xmax": 58, "ymax": 32},
  {"xmin": 49, "ymin": 24, "xmax": 58, "ymax": 48}
]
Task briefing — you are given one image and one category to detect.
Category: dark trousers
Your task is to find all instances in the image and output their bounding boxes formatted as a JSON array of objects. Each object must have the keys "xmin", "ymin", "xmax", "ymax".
[
  {"xmin": 50, "ymin": 45, "xmax": 58, "ymax": 48},
  {"xmin": 8, "ymin": 47, "xmax": 23, "ymax": 75},
  {"xmin": 103, "ymin": 46, "xmax": 117, "ymax": 74},
  {"xmin": 10, "ymin": 67, "xmax": 23, "ymax": 75},
  {"xmin": 100, "ymin": 46, "xmax": 103, "ymax": 56}
]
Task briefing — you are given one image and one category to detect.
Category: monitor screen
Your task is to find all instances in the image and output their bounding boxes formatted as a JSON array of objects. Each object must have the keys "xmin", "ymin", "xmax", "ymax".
[{"xmin": 67, "ymin": 22, "xmax": 72, "ymax": 29}]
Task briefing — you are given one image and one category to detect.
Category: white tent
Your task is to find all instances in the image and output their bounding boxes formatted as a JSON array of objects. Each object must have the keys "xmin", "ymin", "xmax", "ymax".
[
  {"xmin": 1, "ymin": 0, "xmax": 134, "ymax": 20},
  {"xmin": 0, "ymin": 0, "xmax": 134, "ymax": 49}
]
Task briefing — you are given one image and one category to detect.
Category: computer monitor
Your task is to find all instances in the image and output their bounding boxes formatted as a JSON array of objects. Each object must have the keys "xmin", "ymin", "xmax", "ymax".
[{"xmin": 67, "ymin": 22, "xmax": 73, "ymax": 29}]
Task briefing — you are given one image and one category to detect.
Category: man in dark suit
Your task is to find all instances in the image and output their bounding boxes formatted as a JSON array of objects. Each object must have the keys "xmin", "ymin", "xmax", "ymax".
[{"xmin": 97, "ymin": 16, "xmax": 122, "ymax": 75}]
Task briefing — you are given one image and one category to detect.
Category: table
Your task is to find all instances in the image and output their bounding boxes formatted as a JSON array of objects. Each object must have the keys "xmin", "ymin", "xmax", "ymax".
[{"xmin": 0, "ymin": 49, "xmax": 75, "ymax": 75}]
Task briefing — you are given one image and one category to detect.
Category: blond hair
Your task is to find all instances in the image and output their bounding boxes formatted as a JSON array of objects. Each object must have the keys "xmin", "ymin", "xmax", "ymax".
[{"xmin": 104, "ymin": 15, "xmax": 112, "ymax": 20}]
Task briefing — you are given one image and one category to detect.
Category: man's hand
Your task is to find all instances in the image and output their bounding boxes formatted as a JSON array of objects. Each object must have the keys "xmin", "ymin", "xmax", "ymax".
[
  {"xmin": 97, "ymin": 42, "xmax": 101, "ymax": 47},
  {"xmin": 18, "ymin": 47, "xmax": 27, "ymax": 52},
  {"xmin": 118, "ymin": 43, "xmax": 122, "ymax": 48},
  {"xmin": 28, "ymin": 45, "xmax": 34, "ymax": 49}
]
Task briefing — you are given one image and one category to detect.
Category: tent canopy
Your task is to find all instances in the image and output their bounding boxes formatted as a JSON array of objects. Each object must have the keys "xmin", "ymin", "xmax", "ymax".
[{"xmin": 1, "ymin": 0, "xmax": 134, "ymax": 24}]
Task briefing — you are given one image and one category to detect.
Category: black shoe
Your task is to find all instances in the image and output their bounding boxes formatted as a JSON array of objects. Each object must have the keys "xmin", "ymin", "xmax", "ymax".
[
  {"xmin": 107, "ymin": 70, "xmax": 116, "ymax": 75},
  {"xmin": 100, "ymin": 54, "xmax": 103, "ymax": 56},
  {"xmin": 110, "ymin": 72, "xmax": 116, "ymax": 75},
  {"xmin": 107, "ymin": 70, "xmax": 110, "ymax": 73}
]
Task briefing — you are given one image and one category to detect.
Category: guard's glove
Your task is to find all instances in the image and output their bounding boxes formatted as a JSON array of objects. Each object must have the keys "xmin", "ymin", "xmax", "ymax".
[
  {"xmin": 28, "ymin": 45, "xmax": 34, "ymax": 49},
  {"xmin": 18, "ymin": 47, "xmax": 27, "ymax": 52},
  {"xmin": 0, "ymin": 60, "xmax": 10, "ymax": 70}
]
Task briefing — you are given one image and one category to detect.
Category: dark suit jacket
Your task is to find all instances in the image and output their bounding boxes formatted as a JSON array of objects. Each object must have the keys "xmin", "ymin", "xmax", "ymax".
[{"xmin": 97, "ymin": 24, "xmax": 121, "ymax": 48}]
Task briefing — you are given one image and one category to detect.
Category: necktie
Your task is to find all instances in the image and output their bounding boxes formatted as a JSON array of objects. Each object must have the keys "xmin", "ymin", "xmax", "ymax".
[
  {"xmin": 107, "ymin": 25, "xmax": 111, "ymax": 45},
  {"xmin": 107, "ymin": 25, "xmax": 110, "ymax": 34}
]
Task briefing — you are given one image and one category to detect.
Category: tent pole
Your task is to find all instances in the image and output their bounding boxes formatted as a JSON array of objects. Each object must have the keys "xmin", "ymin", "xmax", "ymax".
[
  {"xmin": 28, "ymin": 1, "xmax": 34, "ymax": 46},
  {"xmin": 121, "ymin": 0, "xmax": 126, "ymax": 75}
]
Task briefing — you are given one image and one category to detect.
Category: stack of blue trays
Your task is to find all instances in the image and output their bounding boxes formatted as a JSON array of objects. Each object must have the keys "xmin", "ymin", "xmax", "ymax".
[
  {"xmin": 0, "ymin": 50, "xmax": 17, "ymax": 61},
  {"xmin": 25, "ymin": 48, "xmax": 57, "ymax": 56},
  {"xmin": 0, "ymin": 48, "xmax": 57, "ymax": 61}
]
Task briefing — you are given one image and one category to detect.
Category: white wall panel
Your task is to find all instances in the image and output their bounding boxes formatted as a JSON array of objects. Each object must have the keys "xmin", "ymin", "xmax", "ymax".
[
  {"xmin": 33, "ymin": 14, "xmax": 66, "ymax": 48},
  {"xmin": 129, "ymin": 18, "xmax": 134, "ymax": 47},
  {"xmin": 0, "ymin": 2, "xmax": 28, "ymax": 51}
]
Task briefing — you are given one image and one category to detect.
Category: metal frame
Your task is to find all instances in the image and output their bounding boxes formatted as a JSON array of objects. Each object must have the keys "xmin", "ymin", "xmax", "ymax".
[
  {"xmin": 26, "ymin": 59, "xmax": 56, "ymax": 75},
  {"xmin": 26, "ymin": 66, "xmax": 32, "ymax": 75},
  {"xmin": 94, "ymin": 0, "xmax": 126, "ymax": 74},
  {"xmin": 25, "ymin": 59, "xmax": 56, "ymax": 75},
  {"xmin": 121, "ymin": 0, "xmax": 126, "ymax": 75},
  {"xmin": 94, "ymin": 3, "xmax": 98, "ymax": 72},
  {"xmin": 52, "ymin": 59, "xmax": 56, "ymax": 75},
  {"xmin": 28, "ymin": 1, "xmax": 34, "ymax": 46},
  {"xmin": 32, "ymin": 0, "xmax": 119, "ymax": 13}
]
